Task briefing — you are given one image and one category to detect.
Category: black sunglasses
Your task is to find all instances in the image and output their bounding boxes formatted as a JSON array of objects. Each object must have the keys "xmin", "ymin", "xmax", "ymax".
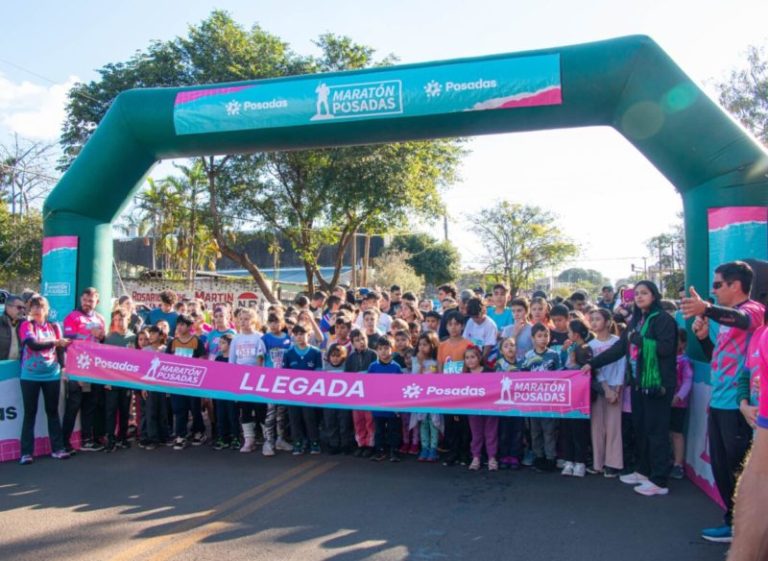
[{"xmin": 712, "ymin": 281, "xmax": 728, "ymax": 290}]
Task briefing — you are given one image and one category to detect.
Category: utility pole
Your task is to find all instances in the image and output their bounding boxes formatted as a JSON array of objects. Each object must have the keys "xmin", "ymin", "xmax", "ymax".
[
  {"xmin": 443, "ymin": 212, "xmax": 449, "ymax": 242},
  {"xmin": 362, "ymin": 233, "xmax": 371, "ymax": 287},
  {"xmin": 350, "ymin": 228, "xmax": 358, "ymax": 289},
  {"xmin": 658, "ymin": 238, "xmax": 664, "ymax": 293}
]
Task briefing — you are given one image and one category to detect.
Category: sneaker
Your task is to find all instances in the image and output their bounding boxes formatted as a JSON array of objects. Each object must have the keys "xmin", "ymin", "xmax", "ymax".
[
  {"xmin": 521, "ymin": 449, "xmax": 535, "ymax": 467},
  {"xmin": 144, "ymin": 442, "xmax": 157, "ymax": 451},
  {"xmin": 190, "ymin": 432, "xmax": 207, "ymax": 446},
  {"xmin": 442, "ymin": 453, "xmax": 457, "ymax": 467},
  {"xmin": 427, "ymin": 449, "xmax": 439, "ymax": 463},
  {"xmin": 418, "ymin": 448, "xmax": 429, "ymax": 462},
  {"xmin": 408, "ymin": 443, "xmax": 420, "ymax": 456},
  {"xmin": 561, "ymin": 461, "xmax": 575, "ymax": 476},
  {"xmin": 117, "ymin": 439, "xmax": 131, "ymax": 449},
  {"xmin": 104, "ymin": 441, "xmax": 117, "ymax": 453},
  {"xmin": 81, "ymin": 440, "xmax": 104, "ymax": 452},
  {"xmin": 556, "ymin": 458, "xmax": 566, "ymax": 469},
  {"xmin": 275, "ymin": 437, "xmax": 293, "ymax": 452},
  {"xmin": 469, "ymin": 457, "xmax": 481, "ymax": 471},
  {"xmin": 230, "ymin": 438, "xmax": 241, "ymax": 451},
  {"xmin": 309, "ymin": 441, "xmax": 321, "ymax": 455},
  {"xmin": 353, "ymin": 447, "xmax": 365, "ymax": 458},
  {"xmin": 398, "ymin": 444, "xmax": 410, "ymax": 455},
  {"xmin": 670, "ymin": 465, "xmax": 685, "ymax": 480},
  {"xmin": 586, "ymin": 466, "xmax": 602, "ymax": 475},
  {"xmin": 603, "ymin": 467, "xmax": 620, "ymax": 478},
  {"xmin": 240, "ymin": 437, "xmax": 256, "ymax": 453},
  {"xmin": 633, "ymin": 481, "xmax": 669, "ymax": 496},
  {"xmin": 138, "ymin": 439, "xmax": 151, "ymax": 449},
  {"xmin": 51, "ymin": 449, "xmax": 70, "ymax": 460},
  {"xmin": 19, "ymin": 455, "xmax": 34, "ymax": 465},
  {"xmin": 64, "ymin": 446, "xmax": 77, "ymax": 456},
  {"xmin": 620, "ymin": 472, "xmax": 649, "ymax": 485},
  {"xmin": 361, "ymin": 447, "xmax": 374, "ymax": 459},
  {"xmin": 262, "ymin": 441, "xmax": 276, "ymax": 457},
  {"xmin": 701, "ymin": 525, "xmax": 733, "ymax": 543},
  {"xmin": 292, "ymin": 441, "xmax": 305, "ymax": 456},
  {"xmin": 573, "ymin": 463, "xmax": 587, "ymax": 478},
  {"xmin": 213, "ymin": 438, "xmax": 228, "ymax": 451},
  {"xmin": 163, "ymin": 438, "xmax": 176, "ymax": 448},
  {"xmin": 488, "ymin": 458, "xmax": 499, "ymax": 471},
  {"xmin": 172, "ymin": 437, "xmax": 188, "ymax": 451},
  {"xmin": 371, "ymin": 451, "xmax": 387, "ymax": 462},
  {"xmin": 389, "ymin": 451, "xmax": 401, "ymax": 463},
  {"xmin": 534, "ymin": 457, "xmax": 556, "ymax": 473}
]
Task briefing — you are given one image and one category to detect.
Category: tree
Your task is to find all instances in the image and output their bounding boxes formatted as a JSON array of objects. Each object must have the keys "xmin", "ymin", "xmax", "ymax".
[
  {"xmin": 556, "ymin": 267, "xmax": 609, "ymax": 287},
  {"xmin": 1, "ymin": 135, "xmax": 58, "ymax": 215},
  {"xmin": 716, "ymin": 44, "xmax": 767, "ymax": 145},
  {"xmin": 470, "ymin": 202, "xmax": 578, "ymax": 296},
  {"xmin": 0, "ymin": 205, "xmax": 43, "ymax": 289},
  {"xmin": 371, "ymin": 250, "xmax": 424, "ymax": 294},
  {"xmin": 645, "ymin": 212, "xmax": 685, "ymax": 297},
  {"xmin": 59, "ymin": 11, "xmax": 463, "ymax": 298},
  {"xmin": 390, "ymin": 233, "xmax": 460, "ymax": 286}
]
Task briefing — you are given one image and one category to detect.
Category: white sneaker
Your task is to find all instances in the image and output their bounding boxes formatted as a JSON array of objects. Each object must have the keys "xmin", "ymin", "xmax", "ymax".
[
  {"xmin": 239, "ymin": 437, "xmax": 255, "ymax": 453},
  {"xmin": 262, "ymin": 441, "xmax": 275, "ymax": 457},
  {"xmin": 556, "ymin": 458, "xmax": 566, "ymax": 469},
  {"xmin": 633, "ymin": 481, "xmax": 669, "ymax": 496},
  {"xmin": 275, "ymin": 437, "xmax": 293, "ymax": 452},
  {"xmin": 619, "ymin": 472, "xmax": 649, "ymax": 485},
  {"xmin": 561, "ymin": 461, "xmax": 574, "ymax": 476},
  {"xmin": 573, "ymin": 463, "xmax": 586, "ymax": 478}
]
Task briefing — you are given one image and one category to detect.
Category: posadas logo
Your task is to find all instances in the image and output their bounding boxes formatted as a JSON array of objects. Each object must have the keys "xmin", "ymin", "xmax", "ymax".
[{"xmin": 143, "ymin": 356, "xmax": 207, "ymax": 387}]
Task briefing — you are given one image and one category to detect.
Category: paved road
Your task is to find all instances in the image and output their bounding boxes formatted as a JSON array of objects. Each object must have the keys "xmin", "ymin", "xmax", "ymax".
[{"xmin": 0, "ymin": 446, "xmax": 728, "ymax": 561}]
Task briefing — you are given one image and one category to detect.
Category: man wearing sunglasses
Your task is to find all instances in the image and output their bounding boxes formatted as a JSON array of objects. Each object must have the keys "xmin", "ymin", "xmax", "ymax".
[
  {"xmin": 681, "ymin": 261, "xmax": 765, "ymax": 544},
  {"xmin": 0, "ymin": 295, "xmax": 25, "ymax": 360}
]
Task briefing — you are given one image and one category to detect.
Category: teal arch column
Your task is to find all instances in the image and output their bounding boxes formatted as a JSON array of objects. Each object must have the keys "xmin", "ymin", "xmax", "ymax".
[{"xmin": 44, "ymin": 35, "xmax": 768, "ymax": 316}]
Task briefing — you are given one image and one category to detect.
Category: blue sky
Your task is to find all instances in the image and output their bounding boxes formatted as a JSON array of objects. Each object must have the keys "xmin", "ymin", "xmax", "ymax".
[{"xmin": 2, "ymin": 0, "xmax": 766, "ymax": 282}]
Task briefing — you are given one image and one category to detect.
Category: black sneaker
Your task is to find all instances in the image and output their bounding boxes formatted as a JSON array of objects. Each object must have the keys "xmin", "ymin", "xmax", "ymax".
[
  {"xmin": 213, "ymin": 438, "xmax": 228, "ymax": 451},
  {"xmin": 603, "ymin": 466, "xmax": 620, "ymax": 478},
  {"xmin": 371, "ymin": 451, "xmax": 387, "ymax": 462},
  {"xmin": 143, "ymin": 442, "xmax": 157, "ymax": 451},
  {"xmin": 230, "ymin": 438, "xmax": 241, "ymax": 451},
  {"xmin": 81, "ymin": 441, "xmax": 105, "ymax": 452},
  {"xmin": 172, "ymin": 437, "xmax": 188, "ymax": 451},
  {"xmin": 389, "ymin": 451, "xmax": 401, "ymax": 463},
  {"xmin": 138, "ymin": 439, "xmax": 150, "ymax": 449},
  {"xmin": 104, "ymin": 441, "xmax": 117, "ymax": 453},
  {"xmin": 190, "ymin": 432, "xmax": 207, "ymax": 446},
  {"xmin": 353, "ymin": 447, "xmax": 365, "ymax": 458},
  {"xmin": 64, "ymin": 446, "xmax": 77, "ymax": 456},
  {"xmin": 361, "ymin": 447, "xmax": 374, "ymax": 458},
  {"xmin": 118, "ymin": 439, "xmax": 131, "ymax": 449}
]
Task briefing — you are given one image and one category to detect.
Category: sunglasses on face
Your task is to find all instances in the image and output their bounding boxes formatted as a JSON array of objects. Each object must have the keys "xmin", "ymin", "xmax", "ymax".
[{"xmin": 712, "ymin": 281, "xmax": 728, "ymax": 290}]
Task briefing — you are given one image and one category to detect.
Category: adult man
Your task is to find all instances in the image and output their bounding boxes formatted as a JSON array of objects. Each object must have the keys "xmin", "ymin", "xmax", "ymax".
[
  {"xmin": 0, "ymin": 295, "xmax": 25, "ymax": 360},
  {"xmin": 62, "ymin": 287, "xmax": 107, "ymax": 452},
  {"xmin": 727, "ymin": 329, "xmax": 768, "ymax": 560},
  {"xmin": 389, "ymin": 285, "xmax": 403, "ymax": 317},
  {"xmin": 310, "ymin": 291, "xmax": 326, "ymax": 320},
  {"xmin": 681, "ymin": 261, "xmax": 764, "ymax": 543},
  {"xmin": 569, "ymin": 291, "xmax": 589, "ymax": 313},
  {"xmin": 597, "ymin": 286, "xmax": 616, "ymax": 311}
]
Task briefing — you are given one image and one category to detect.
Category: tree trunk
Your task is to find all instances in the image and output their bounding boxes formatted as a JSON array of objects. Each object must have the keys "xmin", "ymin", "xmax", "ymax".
[
  {"xmin": 350, "ymin": 227, "xmax": 358, "ymax": 289},
  {"xmin": 204, "ymin": 157, "xmax": 278, "ymax": 304},
  {"xmin": 362, "ymin": 233, "xmax": 371, "ymax": 286}
]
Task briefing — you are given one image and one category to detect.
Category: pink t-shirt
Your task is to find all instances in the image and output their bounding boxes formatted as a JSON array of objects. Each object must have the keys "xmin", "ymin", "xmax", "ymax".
[
  {"xmin": 63, "ymin": 309, "xmax": 106, "ymax": 342},
  {"xmin": 18, "ymin": 320, "xmax": 62, "ymax": 381},
  {"xmin": 757, "ymin": 328, "xmax": 768, "ymax": 430}
]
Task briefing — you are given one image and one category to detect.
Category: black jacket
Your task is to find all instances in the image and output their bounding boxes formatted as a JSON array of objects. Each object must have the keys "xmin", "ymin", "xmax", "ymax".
[
  {"xmin": 589, "ymin": 309, "xmax": 678, "ymax": 390},
  {"xmin": 0, "ymin": 314, "xmax": 20, "ymax": 360}
]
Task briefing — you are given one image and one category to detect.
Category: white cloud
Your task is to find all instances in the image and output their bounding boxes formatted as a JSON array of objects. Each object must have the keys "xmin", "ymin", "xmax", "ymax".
[{"xmin": 0, "ymin": 72, "xmax": 79, "ymax": 141}]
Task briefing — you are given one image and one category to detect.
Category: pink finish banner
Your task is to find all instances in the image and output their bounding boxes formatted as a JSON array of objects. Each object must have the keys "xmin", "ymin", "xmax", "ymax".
[{"xmin": 65, "ymin": 342, "xmax": 590, "ymax": 419}]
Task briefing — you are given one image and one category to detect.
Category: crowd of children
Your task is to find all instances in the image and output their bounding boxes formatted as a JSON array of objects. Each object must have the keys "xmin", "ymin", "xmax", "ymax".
[{"xmin": 19, "ymin": 283, "xmax": 696, "ymax": 495}]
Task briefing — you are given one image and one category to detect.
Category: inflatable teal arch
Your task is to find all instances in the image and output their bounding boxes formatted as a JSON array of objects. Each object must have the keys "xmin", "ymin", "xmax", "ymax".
[{"xmin": 44, "ymin": 35, "xmax": 768, "ymax": 325}]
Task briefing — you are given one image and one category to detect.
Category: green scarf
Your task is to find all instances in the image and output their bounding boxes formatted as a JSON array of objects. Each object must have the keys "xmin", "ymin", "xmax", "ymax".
[{"xmin": 639, "ymin": 311, "xmax": 662, "ymax": 389}]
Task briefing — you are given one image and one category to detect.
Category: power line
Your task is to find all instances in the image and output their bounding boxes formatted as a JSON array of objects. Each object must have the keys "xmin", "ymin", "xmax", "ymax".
[{"xmin": 0, "ymin": 57, "xmax": 103, "ymax": 107}]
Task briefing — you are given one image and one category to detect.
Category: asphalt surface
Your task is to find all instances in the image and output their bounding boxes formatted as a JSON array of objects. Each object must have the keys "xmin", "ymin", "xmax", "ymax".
[{"xmin": 0, "ymin": 445, "xmax": 728, "ymax": 561}]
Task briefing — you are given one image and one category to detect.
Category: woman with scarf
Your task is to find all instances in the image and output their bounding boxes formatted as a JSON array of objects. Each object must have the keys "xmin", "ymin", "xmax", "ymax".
[{"xmin": 582, "ymin": 281, "xmax": 678, "ymax": 496}]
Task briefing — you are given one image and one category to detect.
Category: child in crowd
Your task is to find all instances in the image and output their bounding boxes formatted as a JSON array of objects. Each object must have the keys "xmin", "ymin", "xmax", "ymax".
[
  {"xmin": 503, "ymin": 298, "xmax": 533, "ymax": 362},
  {"xmin": 103, "ymin": 309, "xmax": 137, "ymax": 452},
  {"xmin": 368, "ymin": 337, "xmax": 404, "ymax": 462},
  {"xmin": 284, "ymin": 324, "xmax": 323, "ymax": 455},
  {"xmin": 588, "ymin": 308, "xmax": 625, "ymax": 477},
  {"xmin": 560, "ymin": 319, "xmax": 593, "ymax": 477},
  {"xmin": 520, "ymin": 323, "xmax": 561, "ymax": 472},
  {"xmin": 229, "ymin": 308, "xmax": 266, "ymax": 453},
  {"xmin": 323, "ymin": 344, "xmax": 355, "ymax": 455},
  {"xmin": 140, "ymin": 326, "xmax": 171, "ymax": 450},
  {"xmin": 411, "ymin": 332, "xmax": 441, "ymax": 461},
  {"xmin": 465, "ymin": 346, "xmax": 499, "ymax": 471},
  {"xmin": 408, "ymin": 321, "xmax": 421, "ymax": 348},
  {"xmin": 213, "ymin": 334, "xmax": 240, "ymax": 451},
  {"xmin": 261, "ymin": 313, "xmax": 293, "ymax": 456},
  {"xmin": 496, "ymin": 337, "xmax": 523, "ymax": 470},
  {"xmin": 393, "ymin": 330, "xmax": 412, "ymax": 370},
  {"xmin": 423, "ymin": 311, "xmax": 441, "ymax": 333},
  {"xmin": 670, "ymin": 328, "xmax": 693, "ymax": 479},
  {"xmin": 362, "ymin": 309, "xmax": 382, "ymax": 349},
  {"xmin": 330, "ymin": 316, "xmax": 353, "ymax": 354},
  {"xmin": 548, "ymin": 304, "xmax": 571, "ymax": 361},
  {"xmin": 530, "ymin": 297, "xmax": 552, "ymax": 328},
  {"xmin": 463, "ymin": 297, "xmax": 498, "ymax": 360},
  {"xmin": 439, "ymin": 311, "xmax": 472, "ymax": 466},
  {"xmin": 487, "ymin": 284, "xmax": 513, "ymax": 331},
  {"xmin": 206, "ymin": 306, "xmax": 237, "ymax": 360},
  {"xmin": 345, "ymin": 330, "xmax": 378, "ymax": 457}
]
